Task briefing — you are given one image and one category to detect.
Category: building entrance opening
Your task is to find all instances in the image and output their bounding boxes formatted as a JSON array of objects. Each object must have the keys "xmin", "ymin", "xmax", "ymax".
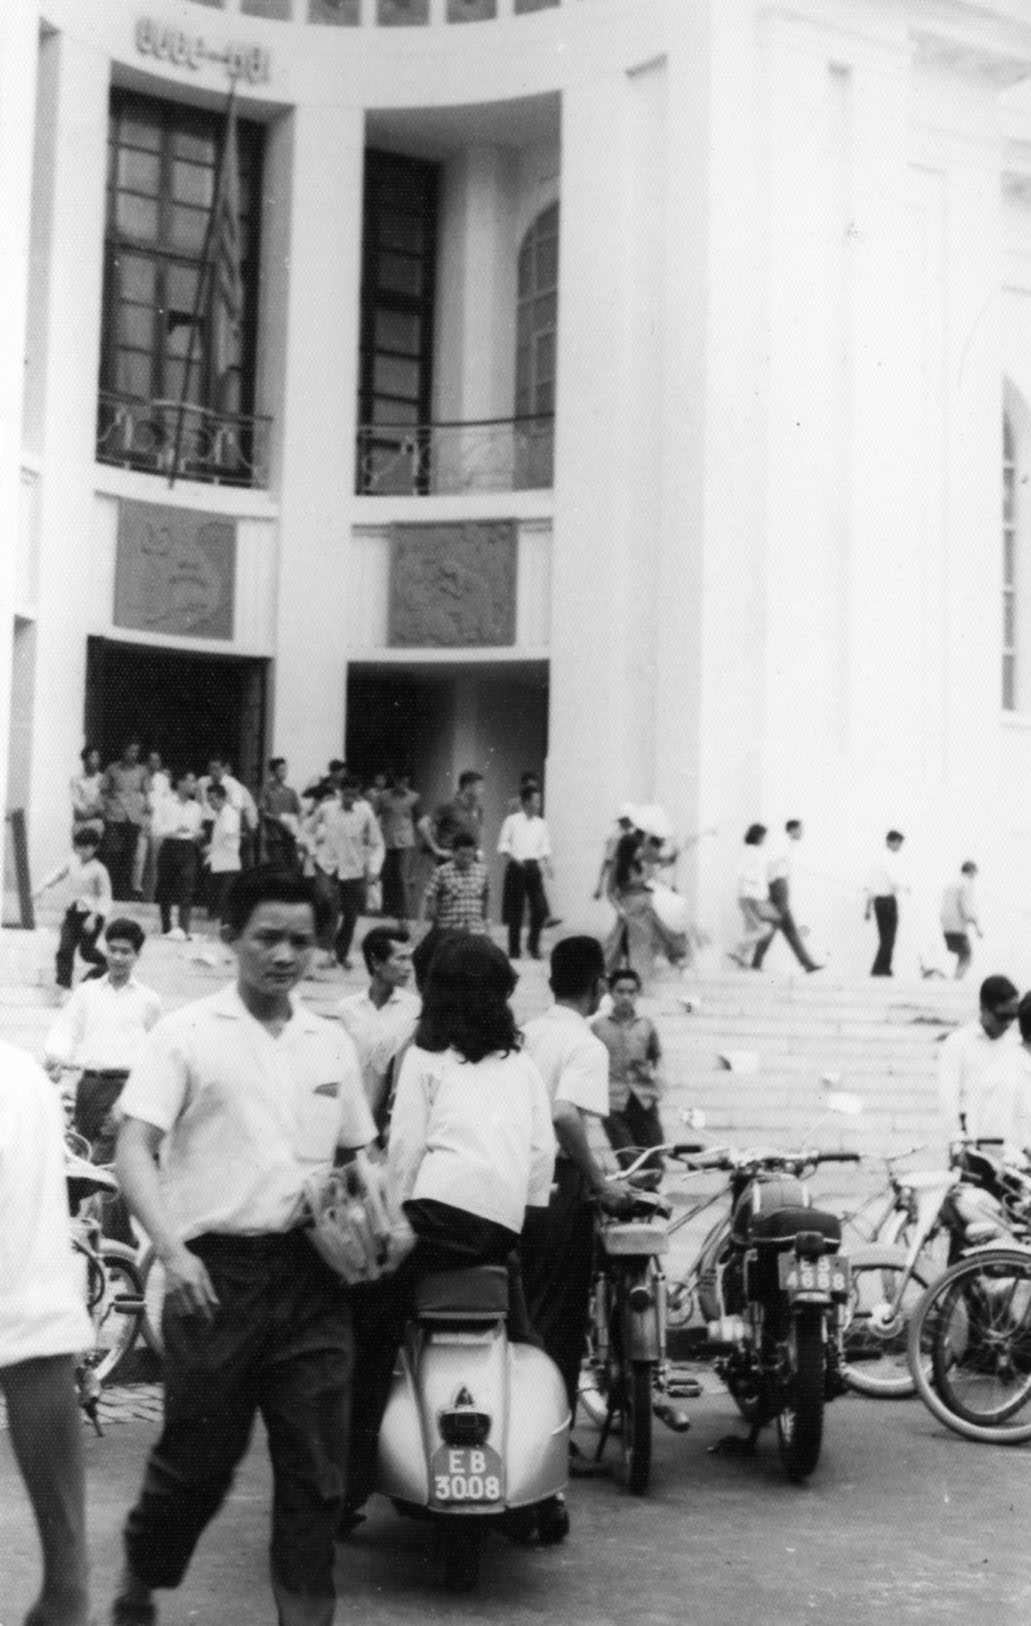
[
  {"xmin": 345, "ymin": 660, "xmax": 549, "ymax": 899},
  {"xmin": 84, "ymin": 638, "xmax": 267, "ymax": 788}
]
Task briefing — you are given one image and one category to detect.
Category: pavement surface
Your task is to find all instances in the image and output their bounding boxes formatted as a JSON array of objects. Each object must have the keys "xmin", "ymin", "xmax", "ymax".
[{"xmin": 3, "ymin": 1379, "xmax": 1031, "ymax": 1625}]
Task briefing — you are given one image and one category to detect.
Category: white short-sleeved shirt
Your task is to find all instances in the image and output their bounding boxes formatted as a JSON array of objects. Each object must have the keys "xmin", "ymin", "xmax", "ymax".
[
  {"xmin": 45, "ymin": 974, "xmax": 163, "ymax": 1071},
  {"xmin": 969, "ymin": 1046, "xmax": 1031, "ymax": 1162},
  {"xmin": 337, "ymin": 986, "xmax": 421, "ymax": 1111},
  {"xmin": 119, "ymin": 984, "xmax": 374, "ymax": 1240},
  {"xmin": 937, "ymin": 1020, "xmax": 1017, "ymax": 1135},
  {"xmin": 388, "ymin": 1044, "xmax": 556, "ymax": 1234},
  {"xmin": 521, "ymin": 1004, "xmax": 610, "ymax": 1120},
  {"xmin": 0, "ymin": 1041, "xmax": 92, "ymax": 1368}
]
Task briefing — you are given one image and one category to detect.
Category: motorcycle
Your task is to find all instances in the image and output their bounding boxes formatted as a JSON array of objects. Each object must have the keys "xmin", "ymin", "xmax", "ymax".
[
  {"xmin": 685, "ymin": 1125, "xmax": 859, "ymax": 1478},
  {"xmin": 375, "ymin": 1263, "xmax": 570, "ymax": 1590}
]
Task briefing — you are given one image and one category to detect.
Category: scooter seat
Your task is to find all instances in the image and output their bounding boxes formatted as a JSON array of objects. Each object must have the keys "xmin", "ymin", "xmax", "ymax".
[
  {"xmin": 413, "ymin": 1265, "xmax": 509, "ymax": 1321},
  {"xmin": 746, "ymin": 1205, "xmax": 842, "ymax": 1248}
]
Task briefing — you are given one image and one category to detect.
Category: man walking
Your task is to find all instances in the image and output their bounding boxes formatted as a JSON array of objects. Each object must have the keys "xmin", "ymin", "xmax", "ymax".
[
  {"xmin": 421, "ymin": 831, "xmax": 489, "ymax": 935},
  {"xmin": 864, "ymin": 829, "xmax": 910, "ymax": 977},
  {"xmin": 752, "ymin": 818, "xmax": 822, "ymax": 973},
  {"xmin": 498, "ymin": 784, "xmax": 554, "ymax": 960},
  {"xmin": 940, "ymin": 861, "xmax": 983, "ymax": 981},
  {"xmin": 99, "ymin": 741, "xmax": 150, "ymax": 902},
  {"xmin": 310, "ymin": 776, "xmax": 385, "ymax": 969},
  {"xmin": 111, "ymin": 867, "xmax": 375, "ymax": 1626}
]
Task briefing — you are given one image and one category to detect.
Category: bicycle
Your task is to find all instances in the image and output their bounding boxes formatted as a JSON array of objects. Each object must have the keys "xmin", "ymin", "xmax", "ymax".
[{"xmin": 65, "ymin": 1134, "xmax": 145, "ymax": 1432}]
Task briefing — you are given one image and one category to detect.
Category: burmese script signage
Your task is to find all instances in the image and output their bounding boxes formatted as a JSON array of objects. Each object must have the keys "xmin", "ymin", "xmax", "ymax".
[
  {"xmin": 388, "ymin": 521, "xmax": 517, "ymax": 647},
  {"xmin": 135, "ymin": 18, "xmax": 271, "ymax": 82},
  {"xmin": 114, "ymin": 500, "xmax": 236, "ymax": 640}
]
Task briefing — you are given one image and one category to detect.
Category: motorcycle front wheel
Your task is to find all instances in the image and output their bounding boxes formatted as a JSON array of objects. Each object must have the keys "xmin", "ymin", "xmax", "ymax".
[
  {"xmin": 841, "ymin": 1246, "xmax": 932, "ymax": 1399},
  {"xmin": 776, "ymin": 1310, "xmax": 825, "ymax": 1480},
  {"xmin": 620, "ymin": 1359, "xmax": 653, "ymax": 1496},
  {"xmin": 907, "ymin": 1248, "xmax": 1031, "ymax": 1444}
]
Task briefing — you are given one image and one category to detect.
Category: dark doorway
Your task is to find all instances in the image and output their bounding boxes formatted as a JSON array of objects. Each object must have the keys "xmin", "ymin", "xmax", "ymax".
[{"xmin": 84, "ymin": 637, "xmax": 268, "ymax": 788}]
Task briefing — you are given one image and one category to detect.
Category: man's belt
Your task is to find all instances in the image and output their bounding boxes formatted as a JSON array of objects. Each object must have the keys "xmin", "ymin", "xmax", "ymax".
[{"xmin": 82, "ymin": 1068, "xmax": 130, "ymax": 1080}]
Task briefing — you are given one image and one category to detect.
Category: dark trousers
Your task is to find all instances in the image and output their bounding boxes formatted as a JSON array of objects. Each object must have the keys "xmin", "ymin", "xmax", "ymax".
[
  {"xmin": 55, "ymin": 907, "xmax": 106, "ymax": 990},
  {"xmin": 334, "ymin": 877, "xmax": 366, "ymax": 964},
  {"xmin": 100, "ymin": 821, "xmax": 141, "ymax": 901},
  {"xmin": 76, "ymin": 1070, "xmax": 134, "ymax": 1241},
  {"xmin": 381, "ymin": 847, "xmax": 416, "ymax": 921},
  {"xmin": 155, "ymin": 839, "xmax": 199, "ymax": 935},
  {"xmin": 502, "ymin": 860, "xmax": 548, "ymax": 958},
  {"xmin": 752, "ymin": 877, "xmax": 817, "ymax": 971},
  {"xmin": 871, "ymin": 895, "xmax": 898, "ymax": 976},
  {"xmin": 603, "ymin": 1094, "xmax": 666, "ymax": 1173},
  {"xmin": 347, "ymin": 1198, "xmax": 527, "ymax": 1511},
  {"xmin": 521, "ymin": 1160, "xmax": 596, "ymax": 1413},
  {"xmin": 123, "ymin": 1232, "xmax": 352, "ymax": 1623}
]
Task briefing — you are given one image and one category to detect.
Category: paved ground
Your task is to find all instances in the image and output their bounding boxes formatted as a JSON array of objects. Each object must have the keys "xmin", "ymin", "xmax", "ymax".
[{"xmin": 3, "ymin": 1381, "xmax": 1030, "ymax": 1625}]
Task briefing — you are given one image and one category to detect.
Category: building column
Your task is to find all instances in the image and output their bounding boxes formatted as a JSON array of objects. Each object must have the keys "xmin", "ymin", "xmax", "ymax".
[
  {"xmin": 264, "ymin": 102, "xmax": 365, "ymax": 784},
  {"xmin": 25, "ymin": 29, "xmax": 110, "ymax": 880},
  {"xmin": 0, "ymin": 0, "xmax": 38, "ymax": 859},
  {"xmin": 434, "ymin": 145, "xmax": 519, "ymax": 424}
]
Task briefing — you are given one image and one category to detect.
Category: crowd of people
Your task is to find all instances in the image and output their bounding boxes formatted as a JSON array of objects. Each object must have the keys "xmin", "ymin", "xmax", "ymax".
[{"xmin": 8, "ymin": 857, "xmax": 688, "ymax": 1626}]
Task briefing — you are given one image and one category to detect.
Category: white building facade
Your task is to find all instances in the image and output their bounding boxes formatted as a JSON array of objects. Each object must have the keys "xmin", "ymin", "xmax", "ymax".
[{"xmin": 4, "ymin": 0, "xmax": 1031, "ymax": 971}]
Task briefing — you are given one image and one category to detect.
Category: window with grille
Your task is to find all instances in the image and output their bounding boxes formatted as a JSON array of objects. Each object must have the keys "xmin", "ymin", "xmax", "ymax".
[
  {"xmin": 514, "ymin": 202, "xmax": 558, "ymax": 487},
  {"xmin": 100, "ymin": 90, "xmax": 262, "ymax": 424}
]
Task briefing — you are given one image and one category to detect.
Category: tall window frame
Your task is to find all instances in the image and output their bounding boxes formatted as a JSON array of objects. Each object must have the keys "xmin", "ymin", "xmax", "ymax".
[
  {"xmin": 99, "ymin": 89, "xmax": 263, "ymax": 423},
  {"xmin": 1004, "ymin": 408, "xmax": 1018, "ymax": 711},
  {"xmin": 514, "ymin": 201, "xmax": 559, "ymax": 422}
]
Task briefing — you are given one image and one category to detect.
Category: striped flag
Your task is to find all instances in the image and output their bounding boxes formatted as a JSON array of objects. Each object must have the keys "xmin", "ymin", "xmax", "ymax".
[{"xmin": 211, "ymin": 87, "xmax": 243, "ymax": 402}]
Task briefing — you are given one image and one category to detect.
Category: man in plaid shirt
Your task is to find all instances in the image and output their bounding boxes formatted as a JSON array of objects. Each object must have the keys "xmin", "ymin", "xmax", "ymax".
[{"xmin": 421, "ymin": 831, "xmax": 489, "ymax": 933}]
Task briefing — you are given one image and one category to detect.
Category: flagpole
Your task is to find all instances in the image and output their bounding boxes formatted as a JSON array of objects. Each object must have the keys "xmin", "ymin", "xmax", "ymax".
[{"xmin": 168, "ymin": 78, "xmax": 238, "ymax": 489}]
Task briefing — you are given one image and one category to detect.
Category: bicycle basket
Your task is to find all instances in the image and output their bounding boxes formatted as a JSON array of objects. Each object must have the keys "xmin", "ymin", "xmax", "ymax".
[{"xmin": 302, "ymin": 1153, "xmax": 415, "ymax": 1286}]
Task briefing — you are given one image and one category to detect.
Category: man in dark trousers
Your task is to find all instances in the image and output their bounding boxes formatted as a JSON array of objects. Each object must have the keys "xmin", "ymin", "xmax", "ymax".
[
  {"xmin": 521, "ymin": 937, "xmax": 632, "ymax": 1507},
  {"xmin": 865, "ymin": 829, "xmax": 909, "ymax": 977},
  {"xmin": 111, "ymin": 867, "xmax": 375, "ymax": 1626}
]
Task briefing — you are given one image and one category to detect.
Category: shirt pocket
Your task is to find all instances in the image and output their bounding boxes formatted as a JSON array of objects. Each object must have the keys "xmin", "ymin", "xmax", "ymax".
[{"xmin": 294, "ymin": 1083, "xmax": 344, "ymax": 1163}]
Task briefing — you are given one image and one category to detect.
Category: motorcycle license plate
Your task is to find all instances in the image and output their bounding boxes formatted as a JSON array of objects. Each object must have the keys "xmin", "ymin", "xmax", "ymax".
[
  {"xmin": 779, "ymin": 1252, "xmax": 850, "ymax": 1300},
  {"xmin": 429, "ymin": 1444, "xmax": 504, "ymax": 1506}
]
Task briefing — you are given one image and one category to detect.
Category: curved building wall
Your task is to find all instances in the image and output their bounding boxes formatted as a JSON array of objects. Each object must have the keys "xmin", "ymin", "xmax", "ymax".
[{"xmin": 6, "ymin": 0, "xmax": 1031, "ymax": 974}]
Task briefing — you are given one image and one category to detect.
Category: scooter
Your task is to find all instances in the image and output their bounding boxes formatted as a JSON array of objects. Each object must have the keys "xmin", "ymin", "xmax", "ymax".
[{"xmin": 375, "ymin": 1263, "xmax": 570, "ymax": 1590}]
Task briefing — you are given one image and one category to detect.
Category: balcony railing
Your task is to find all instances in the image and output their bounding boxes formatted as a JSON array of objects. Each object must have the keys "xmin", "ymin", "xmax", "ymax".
[
  {"xmin": 356, "ymin": 414, "xmax": 554, "ymax": 496},
  {"xmin": 96, "ymin": 390, "xmax": 272, "ymax": 489}
]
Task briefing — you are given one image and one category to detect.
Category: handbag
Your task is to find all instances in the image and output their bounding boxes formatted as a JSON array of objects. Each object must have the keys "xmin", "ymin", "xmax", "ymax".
[
  {"xmin": 755, "ymin": 897, "xmax": 782, "ymax": 924},
  {"xmin": 302, "ymin": 1150, "xmax": 415, "ymax": 1285}
]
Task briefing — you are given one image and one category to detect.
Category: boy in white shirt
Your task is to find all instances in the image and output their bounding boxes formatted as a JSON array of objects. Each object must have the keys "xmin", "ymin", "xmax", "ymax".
[
  {"xmin": 154, "ymin": 771, "xmax": 205, "ymax": 939},
  {"xmin": 33, "ymin": 826, "xmax": 113, "ymax": 991},
  {"xmin": 204, "ymin": 782, "xmax": 242, "ymax": 923}
]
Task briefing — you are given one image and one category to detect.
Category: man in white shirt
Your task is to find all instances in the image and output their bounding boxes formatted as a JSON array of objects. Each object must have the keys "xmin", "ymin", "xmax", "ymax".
[
  {"xmin": 111, "ymin": 867, "xmax": 374, "ymax": 1626},
  {"xmin": 498, "ymin": 785, "xmax": 554, "ymax": 961},
  {"xmin": 522, "ymin": 937, "xmax": 632, "ymax": 1420},
  {"xmin": 337, "ymin": 925, "xmax": 420, "ymax": 1132},
  {"xmin": 1, "ymin": 1040, "xmax": 94, "ymax": 1626},
  {"xmin": 751, "ymin": 818, "xmax": 822, "ymax": 974},
  {"xmin": 864, "ymin": 829, "xmax": 910, "ymax": 977},
  {"xmin": 311, "ymin": 776, "xmax": 385, "ymax": 969},
  {"xmin": 45, "ymin": 917, "xmax": 162, "ymax": 1165},
  {"xmin": 967, "ymin": 992, "xmax": 1031, "ymax": 1162},
  {"xmin": 938, "ymin": 973, "xmax": 1020, "ymax": 1141}
]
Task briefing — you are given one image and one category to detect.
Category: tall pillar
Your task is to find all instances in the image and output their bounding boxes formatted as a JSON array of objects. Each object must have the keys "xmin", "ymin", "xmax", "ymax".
[
  {"xmin": 435, "ymin": 145, "xmax": 519, "ymax": 422},
  {"xmin": 0, "ymin": 0, "xmax": 38, "ymax": 861},
  {"xmin": 26, "ymin": 29, "xmax": 109, "ymax": 878},
  {"xmin": 265, "ymin": 102, "xmax": 365, "ymax": 782}
]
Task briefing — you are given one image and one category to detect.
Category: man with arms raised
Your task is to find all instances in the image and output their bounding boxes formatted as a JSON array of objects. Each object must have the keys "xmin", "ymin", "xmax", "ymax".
[{"xmin": 110, "ymin": 867, "xmax": 375, "ymax": 1626}]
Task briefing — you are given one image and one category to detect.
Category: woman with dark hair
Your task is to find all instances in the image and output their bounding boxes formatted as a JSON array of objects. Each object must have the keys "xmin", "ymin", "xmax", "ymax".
[
  {"xmin": 729, "ymin": 822, "xmax": 776, "ymax": 968},
  {"xmin": 602, "ymin": 829, "xmax": 688, "ymax": 991},
  {"xmin": 346, "ymin": 935, "xmax": 555, "ymax": 1521}
]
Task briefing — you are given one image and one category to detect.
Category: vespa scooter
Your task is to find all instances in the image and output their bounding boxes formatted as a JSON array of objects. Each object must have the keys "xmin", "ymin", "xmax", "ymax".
[{"xmin": 376, "ymin": 1263, "xmax": 570, "ymax": 1590}]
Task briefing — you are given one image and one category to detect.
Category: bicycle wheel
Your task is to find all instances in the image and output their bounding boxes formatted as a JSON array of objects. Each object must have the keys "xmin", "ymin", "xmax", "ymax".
[
  {"xmin": 80, "ymin": 1242, "xmax": 144, "ymax": 1385},
  {"xmin": 908, "ymin": 1248, "xmax": 1031, "ymax": 1444},
  {"xmin": 776, "ymin": 1310, "xmax": 825, "ymax": 1480},
  {"xmin": 841, "ymin": 1246, "xmax": 931, "ymax": 1398}
]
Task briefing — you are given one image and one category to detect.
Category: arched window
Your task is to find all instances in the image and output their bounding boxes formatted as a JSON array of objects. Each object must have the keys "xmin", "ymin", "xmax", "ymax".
[{"xmin": 514, "ymin": 203, "xmax": 558, "ymax": 487}]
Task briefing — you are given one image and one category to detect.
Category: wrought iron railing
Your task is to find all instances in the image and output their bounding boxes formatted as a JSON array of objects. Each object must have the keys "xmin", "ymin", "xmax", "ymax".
[
  {"xmin": 356, "ymin": 414, "xmax": 554, "ymax": 495},
  {"xmin": 96, "ymin": 389, "xmax": 272, "ymax": 488}
]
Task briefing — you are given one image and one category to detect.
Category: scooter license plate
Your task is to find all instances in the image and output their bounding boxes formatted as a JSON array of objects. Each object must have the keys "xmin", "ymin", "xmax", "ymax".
[
  {"xmin": 779, "ymin": 1252, "xmax": 850, "ymax": 1300},
  {"xmin": 430, "ymin": 1445, "xmax": 505, "ymax": 1505}
]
